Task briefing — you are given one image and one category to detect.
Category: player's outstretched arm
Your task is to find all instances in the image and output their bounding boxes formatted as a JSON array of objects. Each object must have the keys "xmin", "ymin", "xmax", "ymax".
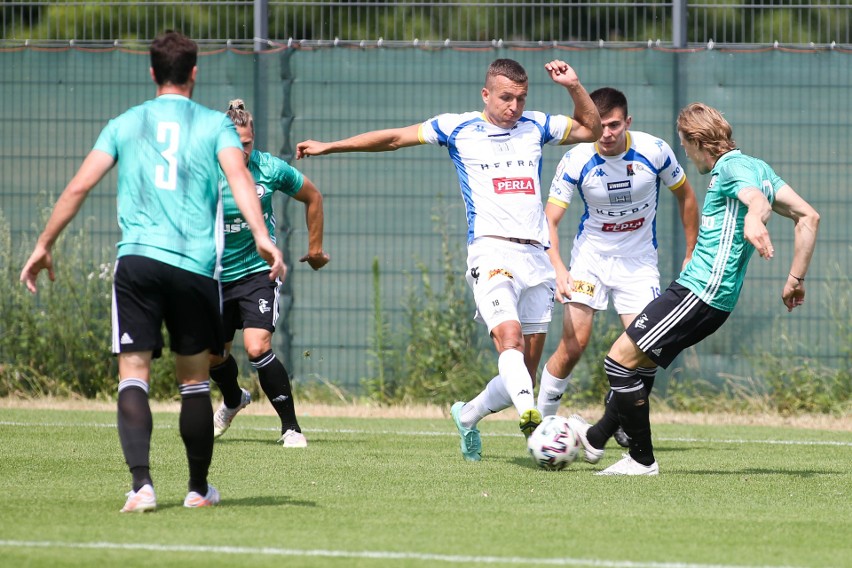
[
  {"xmin": 772, "ymin": 184, "xmax": 820, "ymax": 312},
  {"xmin": 544, "ymin": 60, "xmax": 602, "ymax": 144},
  {"xmin": 296, "ymin": 124, "xmax": 423, "ymax": 159},
  {"xmin": 293, "ymin": 176, "xmax": 330, "ymax": 271},
  {"xmin": 20, "ymin": 150, "xmax": 115, "ymax": 293},
  {"xmin": 219, "ymin": 147, "xmax": 287, "ymax": 281}
]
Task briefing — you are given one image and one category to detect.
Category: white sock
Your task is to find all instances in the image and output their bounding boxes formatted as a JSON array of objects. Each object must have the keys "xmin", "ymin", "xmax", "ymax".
[
  {"xmin": 462, "ymin": 375, "xmax": 512, "ymax": 429},
  {"xmin": 498, "ymin": 349, "xmax": 535, "ymax": 415},
  {"xmin": 537, "ymin": 365, "xmax": 571, "ymax": 417}
]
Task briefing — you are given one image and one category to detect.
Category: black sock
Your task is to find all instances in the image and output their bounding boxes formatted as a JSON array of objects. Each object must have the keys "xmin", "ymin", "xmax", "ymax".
[
  {"xmin": 588, "ymin": 390, "xmax": 620, "ymax": 448},
  {"xmin": 117, "ymin": 379, "xmax": 153, "ymax": 492},
  {"xmin": 636, "ymin": 366, "xmax": 657, "ymax": 395},
  {"xmin": 612, "ymin": 387, "xmax": 654, "ymax": 466},
  {"xmin": 591, "ymin": 366, "xmax": 657, "ymax": 447},
  {"xmin": 210, "ymin": 355, "xmax": 242, "ymax": 408},
  {"xmin": 251, "ymin": 350, "xmax": 300, "ymax": 433},
  {"xmin": 179, "ymin": 382, "xmax": 214, "ymax": 496}
]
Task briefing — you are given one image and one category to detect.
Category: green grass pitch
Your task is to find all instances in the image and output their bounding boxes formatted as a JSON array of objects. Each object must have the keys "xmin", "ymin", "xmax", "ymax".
[{"xmin": 1, "ymin": 407, "xmax": 850, "ymax": 567}]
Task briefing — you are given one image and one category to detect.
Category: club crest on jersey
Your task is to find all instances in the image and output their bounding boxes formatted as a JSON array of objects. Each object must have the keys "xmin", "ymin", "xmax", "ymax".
[
  {"xmin": 493, "ymin": 177, "xmax": 535, "ymax": 195},
  {"xmin": 488, "ymin": 268, "xmax": 514, "ymax": 280},
  {"xmin": 255, "ymin": 184, "xmax": 265, "ymax": 198},
  {"xmin": 708, "ymin": 174, "xmax": 718, "ymax": 190},
  {"xmin": 572, "ymin": 279, "xmax": 595, "ymax": 296},
  {"xmin": 626, "ymin": 164, "xmax": 635, "ymax": 176}
]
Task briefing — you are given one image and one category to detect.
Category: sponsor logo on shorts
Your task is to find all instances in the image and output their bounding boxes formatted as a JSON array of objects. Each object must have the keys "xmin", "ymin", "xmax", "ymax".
[
  {"xmin": 470, "ymin": 266, "xmax": 480, "ymax": 284},
  {"xmin": 572, "ymin": 279, "xmax": 595, "ymax": 296},
  {"xmin": 488, "ymin": 268, "xmax": 514, "ymax": 280},
  {"xmin": 493, "ymin": 177, "xmax": 535, "ymax": 195},
  {"xmin": 258, "ymin": 299, "xmax": 271, "ymax": 314},
  {"xmin": 651, "ymin": 348, "xmax": 662, "ymax": 357},
  {"xmin": 602, "ymin": 218, "xmax": 645, "ymax": 232},
  {"xmin": 634, "ymin": 313, "xmax": 649, "ymax": 329},
  {"xmin": 120, "ymin": 332, "xmax": 134, "ymax": 345}
]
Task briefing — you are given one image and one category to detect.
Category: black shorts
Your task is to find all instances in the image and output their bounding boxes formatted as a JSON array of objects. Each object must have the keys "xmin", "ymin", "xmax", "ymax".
[
  {"xmin": 220, "ymin": 270, "xmax": 281, "ymax": 342},
  {"xmin": 625, "ymin": 281, "xmax": 730, "ymax": 368},
  {"xmin": 112, "ymin": 255, "xmax": 224, "ymax": 358}
]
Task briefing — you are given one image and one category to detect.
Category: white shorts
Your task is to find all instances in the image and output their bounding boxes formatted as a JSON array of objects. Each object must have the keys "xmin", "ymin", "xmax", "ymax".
[
  {"xmin": 566, "ymin": 245, "xmax": 661, "ymax": 314},
  {"xmin": 465, "ymin": 237, "xmax": 556, "ymax": 334}
]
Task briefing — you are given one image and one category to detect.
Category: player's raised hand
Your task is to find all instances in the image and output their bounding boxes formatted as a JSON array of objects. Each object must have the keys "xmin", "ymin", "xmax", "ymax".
[
  {"xmin": 544, "ymin": 60, "xmax": 580, "ymax": 88},
  {"xmin": 782, "ymin": 275, "xmax": 806, "ymax": 312},
  {"xmin": 300, "ymin": 250, "xmax": 330, "ymax": 271},
  {"xmin": 20, "ymin": 246, "xmax": 54, "ymax": 294},
  {"xmin": 295, "ymin": 140, "xmax": 329, "ymax": 160}
]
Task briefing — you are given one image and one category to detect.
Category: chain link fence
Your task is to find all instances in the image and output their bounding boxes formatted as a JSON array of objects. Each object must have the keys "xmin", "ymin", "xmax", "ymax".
[
  {"xmin": 2, "ymin": 1, "xmax": 851, "ymax": 47},
  {"xmin": 2, "ymin": 2, "xmax": 850, "ymax": 394}
]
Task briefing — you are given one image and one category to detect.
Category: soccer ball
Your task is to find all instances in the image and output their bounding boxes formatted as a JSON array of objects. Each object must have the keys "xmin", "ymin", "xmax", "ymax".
[{"xmin": 527, "ymin": 415, "xmax": 581, "ymax": 470}]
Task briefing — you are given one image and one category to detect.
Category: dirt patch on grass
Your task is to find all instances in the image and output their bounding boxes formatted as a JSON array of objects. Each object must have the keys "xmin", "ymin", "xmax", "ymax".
[{"xmin": 1, "ymin": 397, "xmax": 850, "ymax": 431}]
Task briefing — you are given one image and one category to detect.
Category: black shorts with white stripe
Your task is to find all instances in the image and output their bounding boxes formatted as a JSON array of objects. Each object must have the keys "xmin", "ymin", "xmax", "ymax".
[{"xmin": 625, "ymin": 281, "xmax": 730, "ymax": 368}]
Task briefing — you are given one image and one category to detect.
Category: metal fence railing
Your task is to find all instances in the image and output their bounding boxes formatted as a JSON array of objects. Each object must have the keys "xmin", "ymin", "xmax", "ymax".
[{"xmin": 2, "ymin": 1, "xmax": 851, "ymax": 48}]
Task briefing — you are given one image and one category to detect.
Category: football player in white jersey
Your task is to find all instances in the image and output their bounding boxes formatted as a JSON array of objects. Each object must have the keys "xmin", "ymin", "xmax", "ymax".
[
  {"xmin": 297, "ymin": 59, "xmax": 602, "ymax": 461},
  {"xmin": 535, "ymin": 87, "xmax": 699, "ymax": 450}
]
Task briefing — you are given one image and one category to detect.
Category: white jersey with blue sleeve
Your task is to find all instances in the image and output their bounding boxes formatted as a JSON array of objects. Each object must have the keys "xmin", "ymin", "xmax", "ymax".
[
  {"xmin": 419, "ymin": 110, "xmax": 573, "ymax": 245},
  {"xmin": 547, "ymin": 130, "xmax": 686, "ymax": 257}
]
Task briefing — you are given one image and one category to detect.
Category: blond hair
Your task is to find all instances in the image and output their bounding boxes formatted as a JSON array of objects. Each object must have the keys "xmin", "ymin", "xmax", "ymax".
[
  {"xmin": 226, "ymin": 98, "xmax": 254, "ymax": 133},
  {"xmin": 677, "ymin": 103, "xmax": 736, "ymax": 158}
]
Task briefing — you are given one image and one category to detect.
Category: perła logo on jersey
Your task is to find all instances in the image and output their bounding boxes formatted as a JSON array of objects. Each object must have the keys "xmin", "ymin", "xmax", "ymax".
[{"xmin": 493, "ymin": 177, "xmax": 535, "ymax": 195}]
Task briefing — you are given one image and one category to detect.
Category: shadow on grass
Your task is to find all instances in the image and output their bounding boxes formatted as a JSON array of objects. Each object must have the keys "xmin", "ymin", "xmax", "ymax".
[{"xmin": 152, "ymin": 495, "xmax": 318, "ymax": 511}]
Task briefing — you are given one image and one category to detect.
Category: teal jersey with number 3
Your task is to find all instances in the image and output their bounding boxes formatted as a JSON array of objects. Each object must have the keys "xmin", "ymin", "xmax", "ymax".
[
  {"xmin": 219, "ymin": 149, "xmax": 304, "ymax": 283},
  {"xmin": 676, "ymin": 150, "xmax": 785, "ymax": 312},
  {"xmin": 93, "ymin": 94, "xmax": 242, "ymax": 278}
]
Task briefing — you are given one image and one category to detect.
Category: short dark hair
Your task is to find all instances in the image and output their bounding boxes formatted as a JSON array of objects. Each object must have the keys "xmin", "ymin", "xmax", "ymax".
[
  {"xmin": 590, "ymin": 87, "xmax": 628, "ymax": 118},
  {"xmin": 150, "ymin": 30, "xmax": 198, "ymax": 86},
  {"xmin": 486, "ymin": 59, "xmax": 528, "ymax": 86}
]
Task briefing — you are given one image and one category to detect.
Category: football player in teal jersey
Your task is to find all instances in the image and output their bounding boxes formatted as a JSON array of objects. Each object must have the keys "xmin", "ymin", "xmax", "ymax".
[
  {"xmin": 571, "ymin": 102, "xmax": 820, "ymax": 475},
  {"xmin": 20, "ymin": 31, "xmax": 285, "ymax": 511},
  {"xmin": 209, "ymin": 99, "xmax": 329, "ymax": 448}
]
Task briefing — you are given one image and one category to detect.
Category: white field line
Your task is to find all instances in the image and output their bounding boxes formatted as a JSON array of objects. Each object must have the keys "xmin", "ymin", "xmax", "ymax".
[
  {"xmin": 0, "ymin": 420, "xmax": 850, "ymax": 447},
  {"xmin": 0, "ymin": 539, "xmax": 814, "ymax": 568}
]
